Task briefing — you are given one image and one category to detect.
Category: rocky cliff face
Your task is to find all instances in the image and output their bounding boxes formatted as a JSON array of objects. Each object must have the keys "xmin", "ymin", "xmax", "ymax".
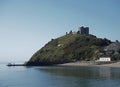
[{"xmin": 26, "ymin": 34, "xmax": 111, "ymax": 66}]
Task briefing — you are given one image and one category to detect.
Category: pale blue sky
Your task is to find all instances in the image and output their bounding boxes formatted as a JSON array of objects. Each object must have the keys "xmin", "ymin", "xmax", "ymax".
[{"xmin": 0, "ymin": 0, "xmax": 120, "ymax": 62}]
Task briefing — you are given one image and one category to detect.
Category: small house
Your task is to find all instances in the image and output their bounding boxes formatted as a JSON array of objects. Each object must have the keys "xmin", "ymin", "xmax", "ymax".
[{"xmin": 99, "ymin": 57, "xmax": 111, "ymax": 62}]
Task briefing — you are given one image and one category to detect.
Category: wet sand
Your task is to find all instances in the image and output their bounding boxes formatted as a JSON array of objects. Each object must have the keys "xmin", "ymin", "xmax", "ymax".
[{"xmin": 58, "ymin": 61, "xmax": 120, "ymax": 68}]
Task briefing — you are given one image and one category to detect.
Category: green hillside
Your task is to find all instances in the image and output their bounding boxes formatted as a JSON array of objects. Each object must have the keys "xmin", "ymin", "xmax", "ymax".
[{"xmin": 26, "ymin": 33, "xmax": 111, "ymax": 66}]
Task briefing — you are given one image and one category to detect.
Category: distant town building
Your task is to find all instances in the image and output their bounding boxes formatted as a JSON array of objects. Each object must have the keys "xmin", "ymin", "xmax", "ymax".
[
  {"xmin": 99, "ymin": 57, "xmax": 111, "ymax": 62},
  {"xmin": 78, "ymin": 26, "xmax": 89, "ymax": 35},
  {"xmin": 104, "ymin": 42, "xmax": 120, "ymax": 55}
]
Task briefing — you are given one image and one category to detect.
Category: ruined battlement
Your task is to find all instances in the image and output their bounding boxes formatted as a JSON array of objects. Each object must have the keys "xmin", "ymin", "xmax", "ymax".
[{"xmin": 67, "ymin": 26, "xmax": 89, "ymax": 35}]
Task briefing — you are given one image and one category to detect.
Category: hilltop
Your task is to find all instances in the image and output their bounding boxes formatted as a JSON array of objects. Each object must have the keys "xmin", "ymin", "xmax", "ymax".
[{"xmin": 25, "ymin": 27, "xmax": 115, "ymax": 66}]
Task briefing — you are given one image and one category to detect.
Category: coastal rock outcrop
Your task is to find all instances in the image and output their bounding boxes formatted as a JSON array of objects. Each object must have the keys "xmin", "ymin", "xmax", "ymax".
[{"xmin": 26, "ymin": 33, "xmax": 111, "ymax": 66}]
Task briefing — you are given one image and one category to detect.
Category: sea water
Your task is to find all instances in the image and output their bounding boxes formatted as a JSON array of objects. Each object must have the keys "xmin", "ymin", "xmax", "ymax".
[{"xmin": 0, "ymin": 63, "xmax": 120, "ymax": 87}]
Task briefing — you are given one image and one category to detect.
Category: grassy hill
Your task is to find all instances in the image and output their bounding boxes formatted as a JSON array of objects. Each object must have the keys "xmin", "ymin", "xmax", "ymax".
[{"xmin": 26, "ymin": 34, "xmax": 111, "ymax": 66}]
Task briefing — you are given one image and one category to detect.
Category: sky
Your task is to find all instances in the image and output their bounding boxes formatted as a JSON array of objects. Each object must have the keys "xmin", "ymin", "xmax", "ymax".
[{"xmin": 0, "ymin": 0, "xmax": 120, "ymax": 62}]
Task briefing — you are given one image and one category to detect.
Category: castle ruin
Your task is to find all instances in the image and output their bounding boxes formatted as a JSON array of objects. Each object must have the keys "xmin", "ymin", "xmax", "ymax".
[
  {"xmin": 78, "ymin": 26, "xmax": 89, "ymax": 35},
  {"xmin": 67, "ymin": 26, "xmax": 89, "ymax": 35}
]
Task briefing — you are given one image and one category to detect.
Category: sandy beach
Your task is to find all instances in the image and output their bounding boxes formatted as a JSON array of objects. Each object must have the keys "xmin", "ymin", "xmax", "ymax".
[{"xmin": 58, "ymin": 61, "xmax": 120, "ymax": 68}]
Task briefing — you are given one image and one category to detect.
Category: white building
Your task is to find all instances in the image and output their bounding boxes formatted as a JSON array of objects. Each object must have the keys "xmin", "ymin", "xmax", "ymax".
[{"xmin": 99, "ymin": 57, "xmax": 111, "ymax": 62}]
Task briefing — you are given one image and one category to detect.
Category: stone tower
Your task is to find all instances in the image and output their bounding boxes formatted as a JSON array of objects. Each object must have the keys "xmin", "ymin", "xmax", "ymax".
[{"xmin": 78, "ymin": 26, "xmax": 89, "ymax": 35}]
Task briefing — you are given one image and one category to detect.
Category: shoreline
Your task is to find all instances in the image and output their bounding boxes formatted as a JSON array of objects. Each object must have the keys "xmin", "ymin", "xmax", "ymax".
[
  {"xmin": 57, "ymin": 61, "xmax": 120, "ymax": 68},
  {"xmin": 6, "ymin": 61, "xmax": 120, "ymax": 68}
]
